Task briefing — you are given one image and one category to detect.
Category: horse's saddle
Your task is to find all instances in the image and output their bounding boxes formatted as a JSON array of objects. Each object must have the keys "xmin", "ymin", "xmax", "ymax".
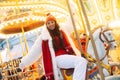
[
  {"xmin": 61, "ymin": 68, "xmax": 74, "ymax": 76},
  {"xmin": 60, "ymin": 66, "xmax": 99, "ymax": 80}
]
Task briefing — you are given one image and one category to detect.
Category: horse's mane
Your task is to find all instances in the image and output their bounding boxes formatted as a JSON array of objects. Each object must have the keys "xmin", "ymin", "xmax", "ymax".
[
  {"xmin": 91, "ymin": 25, "xmax": 105, "ymax": 34},
  {"xmin": 70, "ymin": 30, "xmax": 85, "ymax": 40}
]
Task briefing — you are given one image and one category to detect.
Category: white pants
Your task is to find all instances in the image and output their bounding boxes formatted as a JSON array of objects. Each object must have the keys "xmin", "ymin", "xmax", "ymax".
[{"xmin": 56, "ymin": 55, "xmax": 88, "ymax": 80}]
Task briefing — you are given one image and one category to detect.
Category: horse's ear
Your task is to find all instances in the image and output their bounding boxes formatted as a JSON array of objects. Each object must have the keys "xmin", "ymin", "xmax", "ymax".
[
  {"xmin": 107, "ymin": 25, "xmax": 113, "ymax": 30},
  {"xmin": 108, "ymin": 27, "xmax": 112, "ymax": 31},
  {"xmin": 98, "ymin": 24, "xmax": 105, "ymax": 28},
  {"xmin": 102, "ymin": 24, "xmax": 112, "ymax": 31}
]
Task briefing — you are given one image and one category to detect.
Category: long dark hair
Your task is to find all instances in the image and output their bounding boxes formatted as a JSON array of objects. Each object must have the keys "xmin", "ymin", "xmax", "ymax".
[{"xmin": 47, "ymin": 22, "xmax": 65, "ymax": 51}]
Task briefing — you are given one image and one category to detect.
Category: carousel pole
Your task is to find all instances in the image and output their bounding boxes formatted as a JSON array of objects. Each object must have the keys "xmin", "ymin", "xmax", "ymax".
[
  {"xmin": 78, "ymin": 0, "xmax": 105, "ymax": 80},
  {"xmin": 66, "ymin": 0, "xmax": 84, "ymax": 54},
  {"xmin": 76, "ymin": 0, "xmax": 87, "ymax": 33},
  {"xmin": 6, "ymin": 35, "xmax": 16, "ymax": 80},
  {"xmin": 0, "ymin": 51, "xmax": 3, "ymax": 67},
  {"xmin": 15, "ymin": 0, "xmax": 29, "ymax": 55},
  {"xmin": 15, "ymin": 1, "xmax": 29, "ymax": 79},
  {"xmin": 0, "ymin": 51, "xmax": 3, "ymax": 79},
  {"xmin": 19, "ymin": 36, "xmax": 26, "ymax": 57},
  {"xmin": 21, "ymin": 25, "xmax": 29, "ymax": 55}
]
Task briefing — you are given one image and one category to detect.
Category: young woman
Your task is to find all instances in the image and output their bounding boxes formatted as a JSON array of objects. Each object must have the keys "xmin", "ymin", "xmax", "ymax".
[{"xmin": 19, "ymin": 13, "xmax": 88, "ymax": 80}]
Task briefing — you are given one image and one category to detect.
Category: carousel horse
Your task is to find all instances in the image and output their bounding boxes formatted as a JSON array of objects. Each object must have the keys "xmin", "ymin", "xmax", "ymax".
[
  {"xmin": 87, "ymin": 25, "xmax": 117, "ymax": 77},
  {"xmin": 61, "ymin": 25, "xmax": 117, "ymax": 80}
]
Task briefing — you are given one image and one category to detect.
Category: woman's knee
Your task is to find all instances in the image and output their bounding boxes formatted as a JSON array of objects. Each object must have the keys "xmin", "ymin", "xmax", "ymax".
[
  {"xmin": 81, "ymin": 57, "xmax": 88, "ymax": 63},
  {"xmin": 76, "ymin": 57, "xmax": 88, "ymax": 64}
]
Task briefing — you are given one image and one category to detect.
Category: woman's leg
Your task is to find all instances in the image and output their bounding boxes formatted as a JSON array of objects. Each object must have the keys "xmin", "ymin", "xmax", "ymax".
[{"xmin": 56, "ymin": 55, "xmax": 88, "ymax": 80}]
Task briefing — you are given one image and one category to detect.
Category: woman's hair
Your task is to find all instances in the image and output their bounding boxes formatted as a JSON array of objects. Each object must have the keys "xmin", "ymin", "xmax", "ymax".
[{"xmin": 47, "ymin": 22, "xmax": 65, "ymax": 51}]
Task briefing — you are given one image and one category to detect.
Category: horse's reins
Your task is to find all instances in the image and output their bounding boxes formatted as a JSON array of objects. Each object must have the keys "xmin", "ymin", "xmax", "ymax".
[{"xmin": 99, "ymin": 27, "xmax": 115, "ymax": 61}]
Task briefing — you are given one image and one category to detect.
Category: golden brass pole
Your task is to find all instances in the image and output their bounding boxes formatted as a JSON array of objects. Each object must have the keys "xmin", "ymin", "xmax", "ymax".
[
  {"xmin": 0, "ymin": 51, "xmax": 3, "ymax": 64},
  {"xmin": 76, "ymin": 0, "xmax": 87, "ymax": 33},
  {"xmin": 19, "ymin": 36, "xmax": 26, "ymax": 56},
  {"xmin": 21, "ymin": 25, "xmax": 29, "ymax": 55},
  {"xmin": 35, "ymin": 30, "xmax": 39, "ymax": 38},
  {"xmin": 6, "ymin": 35, "xmax": 16, "ymax": 80},
  {"xmin": 6, "ymin": 36, "xmax": 12, "ymax": 61},
  {"xmin": 66, "ymin": 0, "xmax": 84, "ymax": 54},
  {"xmin": 0, "ymin": 51, "xmax": 4, "ymax": 69},
  {"xmin": 78, "ymin": 0, "xmax": 105, "ymax": 80},
  {"xmin": 15, "ymin": 0, "xmax": 29, "ymax": 55}
]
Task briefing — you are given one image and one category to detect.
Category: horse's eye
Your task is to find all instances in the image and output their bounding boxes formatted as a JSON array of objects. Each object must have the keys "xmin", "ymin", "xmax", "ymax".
[{"xmin": 108, "ymin": 33, "xmax": 111, "ymax": 36}]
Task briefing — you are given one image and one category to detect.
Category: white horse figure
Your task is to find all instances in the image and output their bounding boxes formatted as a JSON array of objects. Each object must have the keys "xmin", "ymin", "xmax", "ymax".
[{"xmin": 87, "ymin": 25, "xmax": 117, "ymax": 77}]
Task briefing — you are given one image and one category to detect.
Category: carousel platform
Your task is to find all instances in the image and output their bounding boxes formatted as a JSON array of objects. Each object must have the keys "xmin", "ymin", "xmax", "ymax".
[{"xmin": 105, "ymin": 75, "xmax": 120, "ymax": 80}]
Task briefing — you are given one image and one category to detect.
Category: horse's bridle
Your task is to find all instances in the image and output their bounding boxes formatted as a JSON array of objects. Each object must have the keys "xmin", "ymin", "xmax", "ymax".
[
  {"xmin": 99, "ymin": 28, "xmax": 115, "ymax": 43},
  {"xmin": 99, "ymin": 27, "xmax": 115, "ymax": 61}
]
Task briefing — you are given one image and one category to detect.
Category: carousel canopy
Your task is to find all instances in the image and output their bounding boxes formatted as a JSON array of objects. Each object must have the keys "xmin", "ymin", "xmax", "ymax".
[{"xmin": 0, "ymin": 0, "xmax": 120, "ymax": 35}]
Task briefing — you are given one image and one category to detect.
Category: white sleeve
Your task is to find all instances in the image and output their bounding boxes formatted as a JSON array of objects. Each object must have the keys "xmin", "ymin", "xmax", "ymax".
[{"xmin": 19, "ymin": 35, "xmax": 42, "ymax": 69}]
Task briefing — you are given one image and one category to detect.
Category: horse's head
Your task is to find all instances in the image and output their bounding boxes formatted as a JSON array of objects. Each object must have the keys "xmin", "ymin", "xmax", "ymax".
[{"xmin": 99, "ymin": 26, "xmax": 117, "ymax": 50}]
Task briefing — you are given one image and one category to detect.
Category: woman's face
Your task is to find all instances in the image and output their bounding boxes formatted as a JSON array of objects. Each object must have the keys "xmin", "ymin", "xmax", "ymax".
[{"xmin": 46, "ymin": 20, "xmax": 56, "ymax": 30}]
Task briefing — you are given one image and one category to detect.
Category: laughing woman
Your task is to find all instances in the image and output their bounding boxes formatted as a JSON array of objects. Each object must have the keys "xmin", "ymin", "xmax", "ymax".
[{"xmin": 19, "ymin": 13, "xmax": 88, "ymax": 80}]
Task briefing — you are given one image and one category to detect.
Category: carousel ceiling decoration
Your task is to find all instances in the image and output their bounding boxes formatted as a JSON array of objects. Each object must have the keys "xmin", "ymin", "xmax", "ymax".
[
  {"xmin": 0, "ymin": 12, "xmax": 45, "ymax": 34},
  {"xmin": 0, "ymin": 0, "xmax": 120, "ymax": 35},
  {"xmin": 0, "ymin": 0, "xmax": 72, "ymax": 35},
  {"xmin": 82, "ymin": 0, "xmax": 120, "ymax": 30}
]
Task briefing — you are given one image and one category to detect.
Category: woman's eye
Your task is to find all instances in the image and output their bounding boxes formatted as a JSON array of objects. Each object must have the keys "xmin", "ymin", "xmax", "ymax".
[
  {"xmin": 47, "ymin": 23, "xmax": 50, "ymax": 25},
  {"xmin": 51, "ymin": 21, "xmax": 54, "ymax": 23}
]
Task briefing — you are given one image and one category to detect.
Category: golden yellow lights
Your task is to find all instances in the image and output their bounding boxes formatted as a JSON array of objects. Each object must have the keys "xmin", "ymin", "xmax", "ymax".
[
  {"xmin": 91, "ymin": 19, "xmax": 97, "ymax": 25},
  {"xmin": 0, "ymin": 17, "xmax": 45, "ymax": 34},
  {"xmin": 105, "ymin": 15, "xmax": 111, "ymax": 21}
]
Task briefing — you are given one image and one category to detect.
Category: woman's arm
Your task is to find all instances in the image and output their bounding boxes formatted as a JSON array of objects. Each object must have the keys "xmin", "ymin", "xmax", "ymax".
[{"xmin": 19, "ymin": 35, "xmax": 42, "ymax": 69}]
